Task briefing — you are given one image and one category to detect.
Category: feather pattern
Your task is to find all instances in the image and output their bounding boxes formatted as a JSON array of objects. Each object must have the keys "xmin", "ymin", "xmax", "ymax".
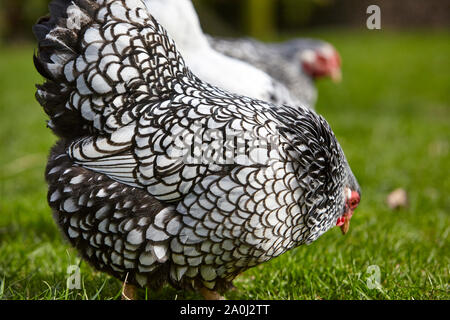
[{"xmin": 34, "ymin": 0, "xmax": 360, "ymax": 293}]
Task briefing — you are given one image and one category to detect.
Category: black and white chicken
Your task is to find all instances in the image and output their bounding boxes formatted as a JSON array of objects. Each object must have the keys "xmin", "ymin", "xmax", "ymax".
[
  {"xmin": 209, "ymin": 36, "xmax": 342, "ymax": 108},
  {"xmin": 33, "ymin": 0, "xmax": 360, "ymax": 299}
]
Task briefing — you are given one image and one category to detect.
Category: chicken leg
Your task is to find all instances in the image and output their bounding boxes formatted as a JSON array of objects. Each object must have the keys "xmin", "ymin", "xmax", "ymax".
[
  {"xmin": 121, "ymin": 281, "xmax": 137, "ymax": 300},
  {"xmin": 199, "ymin": 287, "xmax": 225, "ymax": 300}
]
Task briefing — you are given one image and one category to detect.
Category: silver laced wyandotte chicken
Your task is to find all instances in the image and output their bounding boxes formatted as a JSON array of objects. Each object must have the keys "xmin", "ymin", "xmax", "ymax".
[
  {"xmin": 209, "ymin": 36, "xmax": 342, "ymax": 108},
  {"xmin": 33, "ymin": 0, "xmax": 361, "ymax": 300}
]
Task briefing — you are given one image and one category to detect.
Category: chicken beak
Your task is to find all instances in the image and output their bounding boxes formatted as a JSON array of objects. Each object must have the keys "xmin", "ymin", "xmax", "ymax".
[
  {"xmin": 340, "ymin": 218, "xmax": 350, "ymax": 235},
  {"xmin": 339, "ymin": 189, "xmax": 360, "ymax": 235},
  {"xmin": 330, "ymin": 68, "xmax": 342, "ymax": 83}
]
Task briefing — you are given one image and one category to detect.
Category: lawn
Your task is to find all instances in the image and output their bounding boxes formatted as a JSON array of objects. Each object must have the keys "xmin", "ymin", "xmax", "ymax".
[{"xmin": 0, "ymin": 29, "xmax": 449, "ymax": 300}]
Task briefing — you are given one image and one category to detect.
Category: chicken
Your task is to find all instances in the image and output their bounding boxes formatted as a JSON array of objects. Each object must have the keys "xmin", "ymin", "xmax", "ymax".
[
  {"xmin": 142, "ymin": 0, "xmax": 301, "ymax": 107},
  {"xmin": 33, "ymin": 0, "xmax": 361, "ymax": 299},
  {"xmin": 209, "ymin": 37, "xmax": 342, "ymax": 108}
]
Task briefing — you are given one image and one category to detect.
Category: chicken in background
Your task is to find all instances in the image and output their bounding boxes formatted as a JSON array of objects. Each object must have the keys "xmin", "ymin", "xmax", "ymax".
[
  {"xmin": 209, "ymin": 37, "xmax": 342, "ymax": 108},
  {"xmin": 143, "ymin": 0, "xmax": 303, "ymax": 107}
]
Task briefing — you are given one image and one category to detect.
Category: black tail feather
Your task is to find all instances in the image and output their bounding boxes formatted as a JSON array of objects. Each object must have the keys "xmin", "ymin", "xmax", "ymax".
[
  {"xmin": 33, "ymin": 0, "xmax": 94, "ymax": 138},
  {"xmin": 33, "ymin": 0, "xmax": 186, "ymax": 139}
]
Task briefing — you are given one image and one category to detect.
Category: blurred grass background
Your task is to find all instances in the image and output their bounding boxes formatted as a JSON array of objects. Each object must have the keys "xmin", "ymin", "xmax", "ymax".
[{"xmin": 0, "ymin": 0, "xmax": 449, "ymax": 299}]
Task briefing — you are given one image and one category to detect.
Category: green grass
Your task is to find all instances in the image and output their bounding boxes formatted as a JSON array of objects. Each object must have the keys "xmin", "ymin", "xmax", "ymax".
[{"xmin": 0, "ymin": 29, "xmax": 449, "ymax": 300}]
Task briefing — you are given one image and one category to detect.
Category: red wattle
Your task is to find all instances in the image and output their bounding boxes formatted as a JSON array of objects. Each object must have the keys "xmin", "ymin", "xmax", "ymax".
[{"xmin": 336, "ymin": 216, "xmax": 345, "ymax": 226}]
